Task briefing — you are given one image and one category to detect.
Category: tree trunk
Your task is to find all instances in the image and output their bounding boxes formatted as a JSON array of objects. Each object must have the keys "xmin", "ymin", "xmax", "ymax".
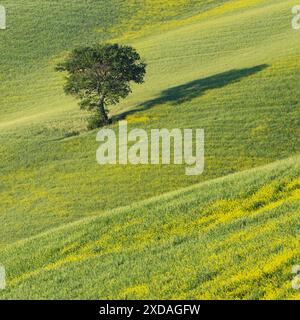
[{"xmin": 98, "ymin": 97, "xmax": 110, "ymax": 125}]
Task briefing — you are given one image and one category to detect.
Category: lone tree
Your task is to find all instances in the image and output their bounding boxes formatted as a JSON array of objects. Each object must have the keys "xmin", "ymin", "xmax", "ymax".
[{"xmin": 56, "ymin": 44, "xmax": 146, "ymax": 128}]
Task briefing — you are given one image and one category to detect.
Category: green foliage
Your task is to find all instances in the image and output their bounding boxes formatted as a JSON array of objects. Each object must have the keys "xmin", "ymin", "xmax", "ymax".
[
  {"xmin": 56, "ymin": 44, "xmax": 146, "ymax": 126},
  {"xmin": 87, "ymin": 112, "xmax": 106, "ymax": 130}
]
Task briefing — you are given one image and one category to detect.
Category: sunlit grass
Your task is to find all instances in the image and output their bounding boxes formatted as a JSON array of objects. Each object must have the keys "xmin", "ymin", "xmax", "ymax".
[
  {"xmin": 1, "ymin": 156, "xmax": 300, "ymax": 299},
  {"xmin": 0, "ymin": 0, "xmax": 300, "ymax": 299}
]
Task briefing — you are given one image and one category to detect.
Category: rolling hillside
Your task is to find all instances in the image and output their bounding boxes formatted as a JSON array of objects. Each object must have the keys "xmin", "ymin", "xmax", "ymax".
[
  {"xmin": 1, "ymin": 0, "xmax": 300, "ymax": 299},
  {"xmin": 1, "ymin": 156, "xmax": 300, "ymax": 299}
]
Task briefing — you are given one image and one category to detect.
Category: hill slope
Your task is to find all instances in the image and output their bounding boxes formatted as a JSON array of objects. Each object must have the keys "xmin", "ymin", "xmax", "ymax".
[
  {"xmin": 1, "ymin": 0, "xmax": 300, "ymax": 246},
  {"xmin": 1, "ymin": 156, "xmax": 300, "ymax": 299},
  {"xmin": 0, "ymin": 0, "xmax": 232, "ymax": 123},
  {"xmin": 1, "ymin": 0, "xmax": 300, "ymax": 300}
]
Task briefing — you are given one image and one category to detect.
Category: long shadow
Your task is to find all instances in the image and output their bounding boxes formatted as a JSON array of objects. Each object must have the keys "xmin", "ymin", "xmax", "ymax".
[{"xmin": 113, "ymin": 64, "xmax": 269, "ymax": 122}]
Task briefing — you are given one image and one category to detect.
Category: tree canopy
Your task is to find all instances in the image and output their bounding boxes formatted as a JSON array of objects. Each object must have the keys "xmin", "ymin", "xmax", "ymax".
[{"xmin": 56, "ymin": 44, "xmax": 146, "ymax": 127}]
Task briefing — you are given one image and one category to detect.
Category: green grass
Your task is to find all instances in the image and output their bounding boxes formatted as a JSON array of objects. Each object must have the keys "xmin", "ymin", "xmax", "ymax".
[
  {"xmin": 0, "ymin": 0, "xmax": 231, "ymax": 122},
  {"xmin": 1, "ymin": 156, "xmax": 300, "ymax": 299},
  {"xmin": 1, "ymin": 0, "xmax": 300, "ymax": 299},
  {"xmin": 1, "ymin": 0, "xmax": 299, "ymax": 245}
]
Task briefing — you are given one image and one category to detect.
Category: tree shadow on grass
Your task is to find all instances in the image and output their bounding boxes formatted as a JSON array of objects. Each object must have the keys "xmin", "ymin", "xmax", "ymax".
[{"xmin": 113, "ymin": 64, "xmax": 269, "ymax": 122}]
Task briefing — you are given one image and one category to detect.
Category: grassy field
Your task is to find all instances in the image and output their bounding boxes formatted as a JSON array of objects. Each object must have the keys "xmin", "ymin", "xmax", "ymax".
[
  {"xmin": 1, "ymin": 156, "xmax": 300, "ymax": 299},
  {"xmin": 1, "ymin": 0, "xmax": 300, "ymax": 299}
]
